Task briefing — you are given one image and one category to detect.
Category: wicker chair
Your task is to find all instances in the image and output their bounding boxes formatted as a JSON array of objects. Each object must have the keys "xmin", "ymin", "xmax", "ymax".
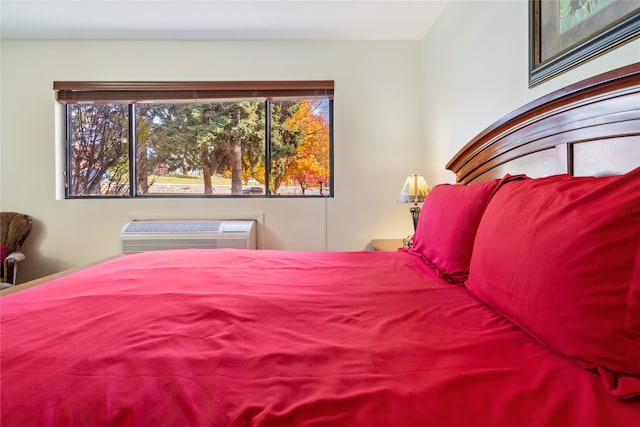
[{"xmin": 1, "ymin": 212, "xmax": 32, "ymax": 288}]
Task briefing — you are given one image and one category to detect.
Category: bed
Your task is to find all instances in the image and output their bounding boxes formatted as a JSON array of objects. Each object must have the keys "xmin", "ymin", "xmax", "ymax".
[{"xmin": 2, "ymin": 63, "xmax": 639, "ymax": 426}]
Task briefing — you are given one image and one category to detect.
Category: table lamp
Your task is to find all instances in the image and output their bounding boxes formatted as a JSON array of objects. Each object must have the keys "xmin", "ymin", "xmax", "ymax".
[{"xmin": 398, "ymin": 174, "xmax": 429, "ymax": 230}]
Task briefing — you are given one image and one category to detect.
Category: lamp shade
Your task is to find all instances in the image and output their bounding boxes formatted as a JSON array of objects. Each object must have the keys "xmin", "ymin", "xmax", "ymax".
[{"xmin": 398, "ymin": 174, "xmax": 430, "ymax": 204}]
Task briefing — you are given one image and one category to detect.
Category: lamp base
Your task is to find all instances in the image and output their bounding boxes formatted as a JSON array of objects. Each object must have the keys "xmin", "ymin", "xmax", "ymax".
[{"xmin": 410, "ymin": 204, "xmax": 421, "ymax": 231}]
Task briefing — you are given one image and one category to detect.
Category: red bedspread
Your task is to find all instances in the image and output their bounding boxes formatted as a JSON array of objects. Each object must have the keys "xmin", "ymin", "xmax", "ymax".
[{"xmin": 2, "ymin": 249, "xmax": 638, "ymax": 426}]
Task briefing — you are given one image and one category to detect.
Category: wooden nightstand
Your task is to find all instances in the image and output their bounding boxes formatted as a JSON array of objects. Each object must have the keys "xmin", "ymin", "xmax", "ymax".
[{"xmin": 370, "ymin": 239, "xmax": 404, "ymax": 252}]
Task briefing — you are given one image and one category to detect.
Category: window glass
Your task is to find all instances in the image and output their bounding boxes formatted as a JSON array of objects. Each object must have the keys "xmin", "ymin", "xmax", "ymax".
[
  {"xmin": 134, "ymin": 102, "xmax": 265, "ymax": 196},
  {"xmin": 68, "ymin": 104, "xmax": 129, "ymax": 196},
  {"xmin": 270, "ymin": 99, "xmax": 331, "ymax": 196},
  {"xmin": 62, "ymin": 87, "xmax": 333, "ymax": 199}
]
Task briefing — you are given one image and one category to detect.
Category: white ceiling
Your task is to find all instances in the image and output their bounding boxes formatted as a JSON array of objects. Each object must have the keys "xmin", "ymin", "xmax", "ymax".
[{"xmin": 0, "ymin": 0, "xmax": 449, "ymax": 41}]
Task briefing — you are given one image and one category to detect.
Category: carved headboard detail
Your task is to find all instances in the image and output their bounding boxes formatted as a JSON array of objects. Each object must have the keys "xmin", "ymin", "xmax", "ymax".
[{"xmin": 447, "ymin": 63, "xmax": 640, "ymax": 184}]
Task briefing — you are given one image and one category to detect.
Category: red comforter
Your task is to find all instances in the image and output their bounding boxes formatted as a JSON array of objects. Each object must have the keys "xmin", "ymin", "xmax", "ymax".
[{"xmin": 1, "ymin": 249, "xmax": 638, "ymax": 426}]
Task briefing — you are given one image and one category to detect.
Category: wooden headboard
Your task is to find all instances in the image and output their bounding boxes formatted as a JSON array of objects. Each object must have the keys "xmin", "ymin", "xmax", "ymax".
[{"xmin": 447, "ymin": 63, "xmax": 640, "ymax": 184}]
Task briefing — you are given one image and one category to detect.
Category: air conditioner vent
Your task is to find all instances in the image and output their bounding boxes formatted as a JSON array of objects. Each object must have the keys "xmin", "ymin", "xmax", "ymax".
[
  {"xmin": 120, "ymin": 220, "xmax": 256, "ymax": 254},
  {"xmin": 123, "ymin": 221, "xmax": 222, "ymax": 233}
]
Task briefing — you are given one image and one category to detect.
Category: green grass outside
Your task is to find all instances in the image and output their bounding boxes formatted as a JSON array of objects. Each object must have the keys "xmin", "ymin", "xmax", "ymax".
[{"xmin": 150, "ymin": 175, "xmax": 231, "ymax": 185}]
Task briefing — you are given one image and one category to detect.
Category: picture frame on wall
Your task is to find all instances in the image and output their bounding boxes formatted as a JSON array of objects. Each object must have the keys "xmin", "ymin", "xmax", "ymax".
[{"xmin": 529, "ymin": 0, "xmax": 640, "ymax": 86}]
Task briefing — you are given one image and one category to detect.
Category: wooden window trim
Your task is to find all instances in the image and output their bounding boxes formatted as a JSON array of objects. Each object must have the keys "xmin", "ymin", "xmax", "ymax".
[{"xmin": 54, "ymin": 81, "xmax": 334, "ymax": 104}]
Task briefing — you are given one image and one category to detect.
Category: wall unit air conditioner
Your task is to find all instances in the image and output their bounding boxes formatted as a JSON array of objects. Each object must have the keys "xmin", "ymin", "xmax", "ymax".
[{"xmin": 120, "ymin": 220, "xmax": 257, "ymax": 254}]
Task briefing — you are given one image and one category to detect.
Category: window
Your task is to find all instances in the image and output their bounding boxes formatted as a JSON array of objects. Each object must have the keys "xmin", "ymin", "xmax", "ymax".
[{"xmin": 55, "ymin": 81, "xmax": 334, "ymax": 198}]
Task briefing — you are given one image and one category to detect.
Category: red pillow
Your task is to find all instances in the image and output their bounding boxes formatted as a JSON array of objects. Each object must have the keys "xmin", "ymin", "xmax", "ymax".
[
  {"xmin": 404, "ymin": 175, "xmax": 521, "ymax": 283},
  {"xmin": 467, "ymin": 168, "xmax": 640, "ymax": 399}
]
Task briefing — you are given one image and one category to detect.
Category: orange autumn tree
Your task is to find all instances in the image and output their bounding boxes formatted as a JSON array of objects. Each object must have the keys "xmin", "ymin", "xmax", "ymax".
[{"xmin": 284, "ymin": 100, "xmax": 330, "ymax": 195}]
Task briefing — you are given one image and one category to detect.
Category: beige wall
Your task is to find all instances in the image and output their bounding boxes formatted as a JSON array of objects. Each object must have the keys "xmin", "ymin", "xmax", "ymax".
[
  {"xmin": 420, "ymin": 0, "xmax": 640, "ymax": 185},
  {"xmin": 0, "ymin": 40, "xmax": 423, "ymax": 281}
]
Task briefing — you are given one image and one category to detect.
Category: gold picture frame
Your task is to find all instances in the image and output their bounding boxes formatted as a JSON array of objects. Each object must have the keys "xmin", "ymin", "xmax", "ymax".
[{"xmin": 529, "ymin": 0, "xmax": 640, "ymax": 86}]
